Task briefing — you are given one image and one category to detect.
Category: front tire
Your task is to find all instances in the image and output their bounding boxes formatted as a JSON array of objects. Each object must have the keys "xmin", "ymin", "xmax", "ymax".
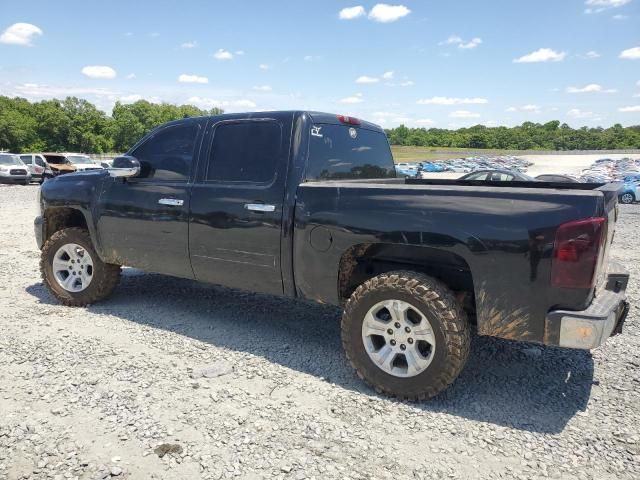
[
  {"xmin": 620, "ymin": 193, "xmax": 635, "ymax": 204},
  {"xmin": 41, "ymin": 227, "xmax": 121, "ymax": 306},
  {"xmin": 342, "ymin": 271, "xmax": 470, "ymax": 400}
]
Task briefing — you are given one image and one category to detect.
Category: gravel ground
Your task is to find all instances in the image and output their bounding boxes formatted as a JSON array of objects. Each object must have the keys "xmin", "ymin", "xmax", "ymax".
[{"xmin": 0, "ymin": 184, "xmax": 639, "ymax": 480}]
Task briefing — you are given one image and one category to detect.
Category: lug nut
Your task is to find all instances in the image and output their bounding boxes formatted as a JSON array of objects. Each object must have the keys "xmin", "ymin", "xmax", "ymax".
[
  {"xmin": 408, "ymin": 338, "xmax": 414, "ymax": 344},
  {"xmin": 400, "ymin": 344, "xmax": 406, "ymax": 351},
  {"xmin": 390, "ymin": 339, "xmax": 397, "ymax": 346},
  {"xmin": 387, "ymin": 329, "xmax": 394, "ymax": 335},
  {"xmin": 405, "ymin": 326, "xmax": 411, "ymax": 333},
  {"xmin": 394, "ymin": 322, "xmax": 401, "ymax": 328}
]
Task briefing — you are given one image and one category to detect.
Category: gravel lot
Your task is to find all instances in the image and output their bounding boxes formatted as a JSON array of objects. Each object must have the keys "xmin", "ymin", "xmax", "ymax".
[{"xmin": 1, "ymin": 184, "xmax": 639, "ymax": 480}]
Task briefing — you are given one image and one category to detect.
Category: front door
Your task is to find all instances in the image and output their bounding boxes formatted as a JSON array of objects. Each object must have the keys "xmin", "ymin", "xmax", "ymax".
[
  {"xmin": 96, "ymin": 119, "xmax": 205, "ymax": 278},
  {"xmin": 189, "ymin": 115, "xmax": 292, "ymax": 295}
]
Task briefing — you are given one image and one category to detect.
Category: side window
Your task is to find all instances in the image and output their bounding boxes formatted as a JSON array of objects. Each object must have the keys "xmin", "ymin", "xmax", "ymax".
[
  {"xmin": 207, "ymin": 121, "xmax": 281, "ymax": 183},
  {"xmin": 20, "ymin": 155, "xmax": 32, "ymax": 165},
  {"xmin": 469, "ymin": 172, "xmax": 487, "ymax": 181},
  {"xmin": 131, "ymin": 123, "xmax": 199, "ymax": 181},
  {"xmin": 35, "ymin": 156, "xmax": 46, "ymax": 167}
]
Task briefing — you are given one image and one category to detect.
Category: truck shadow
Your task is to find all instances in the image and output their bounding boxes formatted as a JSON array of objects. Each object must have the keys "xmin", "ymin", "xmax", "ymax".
[{"xmin": 26, "ymin": 269, "xmax": 594, "ymax": 434}]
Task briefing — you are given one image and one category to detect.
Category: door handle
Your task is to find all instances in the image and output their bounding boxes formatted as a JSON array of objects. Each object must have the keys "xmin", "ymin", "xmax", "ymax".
[
  {"xmin": 158, "ymin": 198, "xmax": 184, "ymax": 206},
  {"xmin": 245, "ymin": 203, "xmax": 276, "ymax": 212}
]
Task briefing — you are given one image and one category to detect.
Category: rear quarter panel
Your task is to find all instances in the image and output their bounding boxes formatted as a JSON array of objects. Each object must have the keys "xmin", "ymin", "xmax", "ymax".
[{"xmin": 294, "ymin": 182, "xmax": 605, "ymax": 343}]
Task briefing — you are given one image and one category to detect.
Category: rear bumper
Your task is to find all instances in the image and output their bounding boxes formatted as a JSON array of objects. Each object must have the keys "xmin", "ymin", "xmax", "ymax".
[{"xmin": 545, "ymin": 262, "xmax": 629, "ymax": 349}]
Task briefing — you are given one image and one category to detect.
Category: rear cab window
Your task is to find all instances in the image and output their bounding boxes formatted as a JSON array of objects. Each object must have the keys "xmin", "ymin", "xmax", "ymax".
[{"xmin": 305, "ymin": 124, "xmax": 395, "ymax": 181}]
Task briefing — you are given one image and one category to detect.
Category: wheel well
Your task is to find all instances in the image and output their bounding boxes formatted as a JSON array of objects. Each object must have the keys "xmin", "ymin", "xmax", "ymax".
[
  {"xmin": 44, "ymin": 207, "xmax": 88, "ymax": 240},
  {"xmin": 338, "ymin": 243, "xmax": 476, "ymax": 319}
]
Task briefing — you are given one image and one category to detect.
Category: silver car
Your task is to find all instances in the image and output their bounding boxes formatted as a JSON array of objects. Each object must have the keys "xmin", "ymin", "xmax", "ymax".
[{"xmin": 0, "ymin": 154, "xmax": 32, "ymax": 185}]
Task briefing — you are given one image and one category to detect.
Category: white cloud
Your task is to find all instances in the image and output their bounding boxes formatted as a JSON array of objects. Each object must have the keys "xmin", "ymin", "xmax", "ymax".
[
  {"xmin": 119, "ymin": 94, "xmax": 143, "ymax": 104},
  {"xmin": 368, "ymin": 4, "xmax": 411, "ymax": 23},
  {"xmin": 382, "ymin": 71, "xmax": 394, "ymax": 80},
  {"xmin": 188, "ymin": 96, "xmax": 257, "ymax": 110},
  {"xmin": 235, "ymin": 50, "xmax": 245, "ymax": 55},
  {"xmin": 181, "ymin": 41, "xmax": 198, "ymax": 49},
  {"xmin": 177, "ymin": 74, "xmax": 208, "ymax": 84},
  {"xmin": 339, "ymin": 6, "xmax": 366, "ymax": 19},
  {"xmin": 619, "ymin": 105, "xmax": 640, "ymax": 112},
  {"xmin": 303, "ymin": 55, "xmax": 321, "ymax": 62},
  {"xmin": 505, "ymin": 107, "xmax": 518, "ymax": 112},
  {"xmin": 8, "ymin": 82, "xmax": 117, "ymax": 99},
  {"xmin": 258, "ymin": 64, "xmax": 270, "ymax": 70},
  {"xmin": 585, "ymin": 0, "xmax": 631, "ymax": 13},
  {"xmin": 567, "ymin": 108, "xmax": 595, "ymax": 119},
  {"xmin": 339, "ymin": 93, "xmax": 364, "ymax": 104},
  {"xmin": 416, "ymin": 119, "xmax": 434, "ymax": 125},
  {"xmin": 620, "ymin": 46, "xmax": 640, "ymax": 59},
  {"xmin": 585, "ymin": 50, "xmax": 601, "ymax": 58},
  {"xmin": 149, "ymin": 32, "xmax": 160, "ymax": 37},
  {"xmin": 443, "ymin": 35, "xmax": 463, "ymax": 45},
  {"xmin": 214, "ymin": 49, "xmax": 234, "ymax": 60},
  {"xmin": 355, "ymin": 75, "xmax": 380, "ymax": 84},
  {"xmin": 126, "ymin": 73, "xmax": 136, "ymax": 79},
  {"xmin": 81, "ymin": 65, "xmax": 117, "ymax": 79},
  {"xmin": 440, "ymin": 35, "xmax": 481, "ymax": 49},
  {"xmin": 0, "ymin": 22, "xmax": 43, "ymax": 46},
  {"xmin": 514, "ymin": 48, "xmax": 566, "ymax": 63},
  {"xmin": 449, "ymin": 110, "xmax": 480, "ymax": 118},
  {"xmin": 417, "ymin": 96, "xmax": 488, "ymax": 105},
  {"xmin": 252, "ymin": 85, "xmax": 272, "ymax": 92},
  {"xmin": 459, "ymin": 37, "xmax": 482, "ymax": 49},
  {"xmin": 399, "ymin": 80, "xmax": 414, "ymax": 87},
  {"xmin": 612, "ymin": 14, "xmax": 629, "ymax": 19},
  {"xmin": 521, "ymin": 104, "xmax": 541, "ymax": 112},
  {"xmin": 566, "ymin": 83, "xmax": 616, "ymax": 93}
]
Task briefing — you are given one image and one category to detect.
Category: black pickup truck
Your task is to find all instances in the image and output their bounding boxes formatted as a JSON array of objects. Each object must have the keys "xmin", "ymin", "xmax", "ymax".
[{"xmin": 35, "ymin": 111, "xmax": 630, "ymax": 400}]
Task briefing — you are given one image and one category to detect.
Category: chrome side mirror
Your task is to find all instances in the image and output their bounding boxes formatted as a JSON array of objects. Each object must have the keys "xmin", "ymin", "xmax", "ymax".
[{"xmin": 109, "ymin": 156, "xmax": 140, "ymax": 178}]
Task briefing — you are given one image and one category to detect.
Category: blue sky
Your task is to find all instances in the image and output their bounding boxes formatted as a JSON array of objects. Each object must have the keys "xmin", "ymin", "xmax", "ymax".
[{"xmin": 1, "ymin": 0, "xmax": 639, "ymax": 128}]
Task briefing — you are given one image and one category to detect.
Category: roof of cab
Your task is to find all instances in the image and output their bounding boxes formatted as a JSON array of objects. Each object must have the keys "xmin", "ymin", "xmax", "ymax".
[{"xmin": 170, "ymin": 110, "xmax": 384, "ymax": 132}]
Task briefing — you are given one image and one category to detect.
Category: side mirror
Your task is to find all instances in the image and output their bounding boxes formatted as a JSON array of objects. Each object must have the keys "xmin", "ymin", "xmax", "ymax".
[{"xmin": 109, "ymin": 156, "xmax": 140, "ymax": 178}]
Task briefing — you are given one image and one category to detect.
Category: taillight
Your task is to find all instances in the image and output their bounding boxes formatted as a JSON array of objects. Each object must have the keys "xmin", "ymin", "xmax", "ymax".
[
  {"xmin": 551, "ymin": 217, "xmax": 606, "ymax": 288},
  {"xmin": 337, "ymin": 115, "xmax": 361, "ymax": 125}
]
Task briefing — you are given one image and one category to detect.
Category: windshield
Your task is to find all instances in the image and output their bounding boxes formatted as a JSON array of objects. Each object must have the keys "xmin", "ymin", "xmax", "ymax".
[
  {"xmin": 306, "ymin": 125, "xmax": 395, "ymax": 181},
  {"xmin": 66, "ymin": 155, "xmax": 94, "ymax": 165},
  {"xmin": 0, "ymin": 155, "xmax": 23, "ymax": 166}
]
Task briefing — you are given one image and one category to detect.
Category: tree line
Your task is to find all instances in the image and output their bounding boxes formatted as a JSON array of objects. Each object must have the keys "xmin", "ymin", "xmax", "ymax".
[
  {"xmin": 1, "ymin": 95, "xmax": 639, "ymax": 153},
  {"xmin": 385, "ymin": 121, "xmax": 640, "ymax": 151},
  {"xmin": 0, "ymin": 95, "xmax": 222, "ymax": 154}
]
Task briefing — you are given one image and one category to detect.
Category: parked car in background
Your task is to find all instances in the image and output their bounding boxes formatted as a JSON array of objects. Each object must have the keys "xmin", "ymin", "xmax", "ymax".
[
  {"xmin": 19, "ymin": 153, "xmax": 50, "ymax": 183},
  {"xmin": 459, "ymin": 169, "xmax": 535, "ymax": 182},
  {"xmin": 535, "ymin": 174, "xmax": 582, "ymax": 183},
  {"xmin": 0, "ymin": 153, "xmax": 32, "ymax": 185},
  {"xmin": 619, "ymin": 180, "xmax": 639, "ymax": 204},
  {"xmin": 42, "ymin": 153, "xmax": 104, "ymax": 177},
  {"xmin": 394, "ymin": 162, "xmax": 418, "ymax": 177}
]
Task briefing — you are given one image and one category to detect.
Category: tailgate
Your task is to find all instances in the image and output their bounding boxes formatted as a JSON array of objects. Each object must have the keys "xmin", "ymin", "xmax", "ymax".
[{"xmin": 594, "ymin": 183, "xmax": 621, "ymax": 293}]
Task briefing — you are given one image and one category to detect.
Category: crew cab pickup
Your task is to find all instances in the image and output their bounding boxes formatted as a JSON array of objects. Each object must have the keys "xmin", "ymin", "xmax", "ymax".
[{"xmin": 35, "ymin": 111, "xmax": 630, "ymax": 400}]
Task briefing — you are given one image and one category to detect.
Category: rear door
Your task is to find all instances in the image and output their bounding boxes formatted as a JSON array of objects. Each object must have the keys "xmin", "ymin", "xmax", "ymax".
[{"xmin": 189, "ymin": 114, "xmax": 292, "ymax": 295}]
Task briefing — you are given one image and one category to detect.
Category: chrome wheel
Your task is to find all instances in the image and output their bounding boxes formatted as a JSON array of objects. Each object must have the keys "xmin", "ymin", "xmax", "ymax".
[
  {"xmin": 361, "ymin": 299, "xmax": 436, "ymax": 378},
  {"xmin": 52, "ymin": 243, "xmax": 94, "ymax": 292},
  {"xmin": 621, "ymin": 193, "xmax": 634, "ymax": 204}
]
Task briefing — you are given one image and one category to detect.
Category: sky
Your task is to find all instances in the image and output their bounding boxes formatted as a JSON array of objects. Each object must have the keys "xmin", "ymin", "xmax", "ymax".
[{"xmin": 1, "ymin": 0, "xmax": 639, "ymax": 129}]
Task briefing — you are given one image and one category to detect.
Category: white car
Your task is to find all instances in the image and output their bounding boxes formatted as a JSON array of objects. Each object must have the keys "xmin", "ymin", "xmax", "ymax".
[
  {"xmin": 0, "ymin": 154, "xmax": 32, "ymax": 185},
  {"xmin": 42, "ymin": 153, "xmax": 105, "ymax": 176}
]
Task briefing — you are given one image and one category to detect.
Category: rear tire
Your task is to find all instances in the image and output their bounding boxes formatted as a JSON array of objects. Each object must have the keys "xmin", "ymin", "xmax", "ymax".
[
  {"xmin": 342, "ymin": 271, "xmax": 470, "ymax": 400},
  {"xmin": 41, "ymin": 228, "xmax": 121, "ymax": 306}
]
